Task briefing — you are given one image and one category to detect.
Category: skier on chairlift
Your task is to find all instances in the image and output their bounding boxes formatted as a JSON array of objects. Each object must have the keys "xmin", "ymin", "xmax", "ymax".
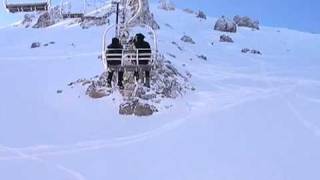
[
  {"xmin": 133, "ymin": 33, "xmax": 152, "ymax": 88},
  {"xmin": 106, "ymin": 37, "xmax": 124, "ymax": 89}
]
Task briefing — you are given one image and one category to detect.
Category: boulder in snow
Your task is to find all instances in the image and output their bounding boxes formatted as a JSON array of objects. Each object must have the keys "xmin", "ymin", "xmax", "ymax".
[
  {"xmin": 181, "ymin": 35, "xmax": 195, "ymax": 44},
  {"xmin": 134, "ymin": 103, "xmax": 157, "ymax": 116},
  {"xmin": 220, "ymin": 34, "xmax": 234, "ymax": 43},
  {"xmin": 251, "ymin": 49, "xmax": 262, "ymax": 55},
  {"xmin": 214, "ymin": 16, "xmax": 237, "ymax": 33},
  {"xmin": 234, "ymin": 15, "xmax": 260, "ymax": 30},
  {"xmin": 197, "ymin": 55, "xmax": 208, "ymax": 61},
  {"xmin": 241, "ymin": 48, "xmax": 250, "ymax": 53},
  {"xmin": 119, "ymin": 100, "xmax": 157, "ymax": 116},
  {"xmin": 31, "ymin": 42, "xmax": 41, "ymax": 49},
  {"xmin": 196, "ymin": 11, "xmax": 207, "ymax": 20},
  {"xmin": 119, "ymin": 101, "xmax": 137, "ymax": 115},
  {"xmin": 241, "ymin": 48, "xmax": 262, "ymax": 55}
]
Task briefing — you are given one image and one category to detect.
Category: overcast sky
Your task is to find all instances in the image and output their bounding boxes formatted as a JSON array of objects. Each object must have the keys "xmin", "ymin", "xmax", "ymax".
[{"xmin": 1, "ymin": 0, "xmax": 319, "ymax": 33}]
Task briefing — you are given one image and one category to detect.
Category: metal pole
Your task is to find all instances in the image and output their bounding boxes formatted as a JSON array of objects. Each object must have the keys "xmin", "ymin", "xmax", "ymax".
[{"xmin": 115, "ymin": 2, "xmax": 119, "ymax": 37}]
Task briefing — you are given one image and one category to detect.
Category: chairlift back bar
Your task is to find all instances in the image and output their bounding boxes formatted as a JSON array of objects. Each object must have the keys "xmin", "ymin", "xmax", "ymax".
[{"xmin": 4, "ymin": 0, "xmax": 50, "ymax": 13}]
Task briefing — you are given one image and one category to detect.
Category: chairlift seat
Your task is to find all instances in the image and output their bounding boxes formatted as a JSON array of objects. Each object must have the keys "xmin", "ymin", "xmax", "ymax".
[
  {"xmin": 105, "ymin": 48, "xmax": 153, "ymax": 71},
  {"xmin": 6, "ymin": 2, "xmax": 48, "ymax": 13},
  {"xmin": 62, "ymin": 13, "xmax": 84, "ymax": 19}
]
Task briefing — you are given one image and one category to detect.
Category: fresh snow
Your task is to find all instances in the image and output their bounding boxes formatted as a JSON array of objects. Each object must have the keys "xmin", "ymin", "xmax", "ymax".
[{"xmin": 1, "ymin": 3, "xmax": 320, "ymax": 180}]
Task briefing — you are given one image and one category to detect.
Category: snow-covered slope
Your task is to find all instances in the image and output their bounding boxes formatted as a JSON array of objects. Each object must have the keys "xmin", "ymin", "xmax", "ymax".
[{"xmin": 1, "ymin": 3, "xmax": 320, "ymax": 180}]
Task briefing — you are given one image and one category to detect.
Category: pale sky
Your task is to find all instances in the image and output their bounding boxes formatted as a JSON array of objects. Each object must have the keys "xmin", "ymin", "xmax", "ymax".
[{"xmin": 0, "ymin": 0, "xmax": 319, "ymax": 33}]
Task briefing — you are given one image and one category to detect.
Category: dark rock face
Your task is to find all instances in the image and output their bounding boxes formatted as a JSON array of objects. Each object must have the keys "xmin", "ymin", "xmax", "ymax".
[
  {"xmin": 234, "ymin": 15, "xmax": 260, "ymax": 30},
  {"xmin": 181, "ymin": 35, "xmax": 195, "ymax": 44},
  {"xmin": 220, "ymin": 34, "xmax": 234, "ymax": 43},
  {"xmin": 214, "ymin": 16, "xmax": 237, "ymax": 33},
  {"xmin": 31, "ymin": 42, "xmax": 41, "ymax": 48},
  {"xmin": 196, "ymin": 11, "xmax": 207, "ymax": 19}
]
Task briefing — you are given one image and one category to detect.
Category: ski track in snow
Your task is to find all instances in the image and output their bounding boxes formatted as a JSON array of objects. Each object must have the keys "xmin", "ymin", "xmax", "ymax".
[
  {"xmin": 0, "ymin": 145, "xmax": 86, "ymax": 180},
  {"xmin": 249, "ymin": 52, "xmax": 320, "ymax": 138},
  {"xmin": 0, "ymin": 82, "xmax": 295, "ymax": 161}
]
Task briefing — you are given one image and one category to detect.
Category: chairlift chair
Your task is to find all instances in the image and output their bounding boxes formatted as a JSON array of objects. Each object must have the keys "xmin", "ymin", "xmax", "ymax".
[
  {"xmin": 3, "ymin": 0, "xmax": 50, "ymax": 13},
  {"xmin": 102, "ymin": 24, "xmax": 158, "ymax": 73},
  {"xmin": 102, "ymin": 0, "xmax": 158, "ymax": 72}
]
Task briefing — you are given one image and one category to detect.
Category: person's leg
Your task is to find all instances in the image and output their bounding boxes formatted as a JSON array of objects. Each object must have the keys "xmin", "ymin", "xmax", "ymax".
[
  {"xmin": 134, "ymin": 71, "xmax": 139, "ymax": 82},
  {"xmin": 144, "ymin": 70, "xmax": 150, "ymax": 88},
  {"xmin": 107, "ymin": 70, "xmax": 114, "ymax": 87},
  {"xmin": 117, "ymin": 71, "xmax": 124, "ymax": 89}
]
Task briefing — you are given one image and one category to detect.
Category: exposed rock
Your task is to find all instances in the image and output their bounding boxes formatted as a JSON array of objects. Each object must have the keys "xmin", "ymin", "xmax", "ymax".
[
  {"xmin": 86, "ymin": 79, "xmax": 111, "ymax": 99},
  {"xmin": 172, "ymin": 41, "xmax": 183, "ymax": 51},
  {"xmin": 214, "ymin": 16, "xmax": 237, "ymax": 33},
  {"xmin": 251, "ymin": 49, "xmax": 262, "ymax": 55},
  {"xmin": 241, "ymin": 48, "xmax": 250, "ymax": 53},
  {"xmin": 20, "ymin": 14, "xmax": 35, "ymax": 28},
  {"xmin": 197, "ymin": 55, "xmax": 207, "ymax": 61},
  {"xmin": 33, "ymin": 6, "xmax": 61, "ymax": 28},
  {"xmin": 241, "ymin": 48, "xmax": 262, "ymax": 55},
  {"xmin": 119, "ymin": 100, "xmax": 137, "ymax": 115},
  {"xmin": 196, "ymin": 11, "xmax": 207, "ymax": 20},
  {"xmin": 181, "ymin": 35, "xmax": 195, "ymax": 44},
  {"xmin": 31, "ymin": 42, "xmax": 41, "ymax": 48},
  {"xmin": 220, "ymin": 34, "xmax": 234, "ymax": 43},
  {"xmin": 165, "ymin": 23, "xmax": 173, "ymax": 29},
  {"xmin": 134, "ymin": 103, "xmax": 157, "ymax": 116},
  {"xmin": 234, "ymin": 15, "xmax": 260, "ymax": 30},
  {"xmin": 119, "ymin": 100, "xmax": 157, "ymax": 116},
  {"xmin": 56, "ymin": 90, "xmax": 63, "ymax": 94},
  {"xmin": 72, "ymin": 55, "xmax": 191, "ymax": 116},
  {"xmin": 129, "ymin": 0, "xmax": 160, "ymax": 30},
  {"xmin": 167, "ymin": 53, "xmax": 176, "ymax": 58},
  {"xmin": 158, "ymin": 0, "xmax": 175, "ymax": 11}
]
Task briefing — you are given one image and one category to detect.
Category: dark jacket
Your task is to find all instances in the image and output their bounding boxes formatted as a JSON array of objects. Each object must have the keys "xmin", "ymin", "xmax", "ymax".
[
  {"xmin": 106, "ymin": 38, "xmax": 123, "ymax": 66},
  {"xmin": 134, "ymin": 36, "xmax": 152, "ymax": 65}
]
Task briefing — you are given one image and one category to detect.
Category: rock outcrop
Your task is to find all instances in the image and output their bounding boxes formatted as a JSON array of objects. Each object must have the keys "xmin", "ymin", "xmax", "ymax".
[
  {"xmin": 31, "ymin": 42, "xmax": 41, "ymax": 48},
  {"xmin": 33, "ymin": 6, "xmax": 62, "ymax": 28},
  {"xmin": 214, "ymin": 16, "xmax": 237, "ymax": 33},
  {"xmin": 234, "ymin": 15, "xmax": 260, "ymax": 30},
  {"xmin": 158, "ymin": 0, "xmax": 175, "ymax": 11},
  {"xmin": 196, "ymin": 11, "xmax": 207, "ymax": 20},
  {"xmin": 130, "ymin": 0, "xmax": 160, "ymax": 30},
  {"xmin": 181, "ymin": 35, "xmax": 195, "ymax": 44},
  {"xmin": 220, "ymin": 34, "xmax": 234, "ymax": 43}
]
